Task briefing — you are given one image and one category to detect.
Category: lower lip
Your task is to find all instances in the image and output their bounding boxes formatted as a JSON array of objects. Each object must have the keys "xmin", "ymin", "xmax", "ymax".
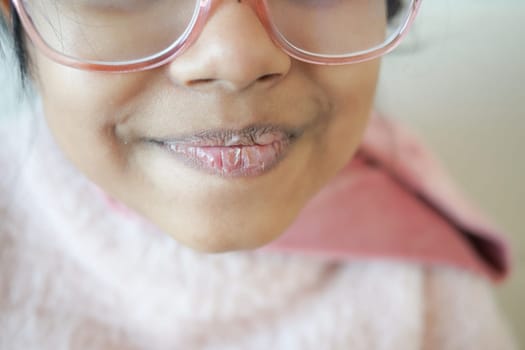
[{"xmin": 160, "ymin": 140, "xmax": 291, "ymax": 177}]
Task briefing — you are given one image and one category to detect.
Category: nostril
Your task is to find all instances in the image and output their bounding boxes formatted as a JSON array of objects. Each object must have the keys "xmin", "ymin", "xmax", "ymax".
[
  {"xmin": 186, "ymin": 78, "xmax": 215, "ymax": 87},
  {"xmin": 184, "ymin": 74, "xmax": 282, "ymax": 89},
  {"xmin": 258, "ymin": 73, "xmax": 282, "ymax": 83}
]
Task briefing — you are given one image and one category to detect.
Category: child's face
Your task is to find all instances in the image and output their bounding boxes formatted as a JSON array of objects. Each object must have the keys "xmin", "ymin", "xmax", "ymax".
[{"xmin": 30, "ymin": 4, "xmax": 381, "ymax": 252}]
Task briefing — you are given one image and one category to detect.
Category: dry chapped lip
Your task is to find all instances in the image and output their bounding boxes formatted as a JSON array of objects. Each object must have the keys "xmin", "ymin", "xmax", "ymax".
[{"xmin": 152, "ymin": 124, "xmax": 300, "ymax": 177}]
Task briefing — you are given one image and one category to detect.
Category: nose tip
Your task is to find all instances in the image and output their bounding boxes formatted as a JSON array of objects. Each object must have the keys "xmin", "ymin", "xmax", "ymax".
[{"xmin": 167, "ymin": 1, "xmax": 291, "ymax": 91}]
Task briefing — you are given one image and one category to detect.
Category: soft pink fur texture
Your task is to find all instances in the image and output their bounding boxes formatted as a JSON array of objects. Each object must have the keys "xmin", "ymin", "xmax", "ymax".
[{"xmin": 0, "ymin": 106, "xmax": 517, "ymax": 349}]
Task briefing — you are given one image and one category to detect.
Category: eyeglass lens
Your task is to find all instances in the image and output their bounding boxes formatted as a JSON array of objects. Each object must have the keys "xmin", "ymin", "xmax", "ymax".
[{"xmin": 22, "ymin": 0, "xmax": 413, "ymax": 63}]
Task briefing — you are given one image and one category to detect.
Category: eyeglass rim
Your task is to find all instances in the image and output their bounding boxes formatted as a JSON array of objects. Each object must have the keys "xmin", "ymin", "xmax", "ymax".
[{"xmin": 11, "ymin": 0, "xmax": 423, "ymax": 73}]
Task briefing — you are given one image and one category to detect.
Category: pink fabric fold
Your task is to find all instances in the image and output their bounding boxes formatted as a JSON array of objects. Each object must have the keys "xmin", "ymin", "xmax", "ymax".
[{"xmin": 261, "ymin": 113, "xmax": 511, "ymax": 282}]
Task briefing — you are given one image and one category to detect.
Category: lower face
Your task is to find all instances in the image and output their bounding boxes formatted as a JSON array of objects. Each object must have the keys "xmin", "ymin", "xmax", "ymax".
[{"xmin": 30, "ymin": 25, "xmax": 380, "ymax": 252}]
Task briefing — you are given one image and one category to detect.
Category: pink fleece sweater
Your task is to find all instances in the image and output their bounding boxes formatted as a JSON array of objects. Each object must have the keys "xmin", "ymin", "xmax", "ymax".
[{"xmin": 0, "ymin": 107, "xmax": 517, "ymax": 349}]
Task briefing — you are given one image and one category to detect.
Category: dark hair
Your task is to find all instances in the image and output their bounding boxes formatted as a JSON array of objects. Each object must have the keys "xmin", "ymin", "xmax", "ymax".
[
  {"xmin": 1, "ymin": 0, "xmax": 403, "ymax": 81},
  {"xmin": 1, "ymin": 1, "xmax": 29, "ymax": 86},
  {"xmin": 387, "ymin": 0, "xmax": 402, "ymax": 20}
]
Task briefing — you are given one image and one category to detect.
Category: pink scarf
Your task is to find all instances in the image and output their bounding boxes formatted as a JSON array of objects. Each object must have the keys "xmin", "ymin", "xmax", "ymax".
[{"xmin": 262, "ymin": 114, "xmax": 510, "ymax": 282}]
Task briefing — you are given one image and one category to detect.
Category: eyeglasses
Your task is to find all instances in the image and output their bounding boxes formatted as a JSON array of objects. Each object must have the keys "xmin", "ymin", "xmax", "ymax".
[{"xmin": 12, "ymin": 0, "xmax": 422, "ymax": 72}]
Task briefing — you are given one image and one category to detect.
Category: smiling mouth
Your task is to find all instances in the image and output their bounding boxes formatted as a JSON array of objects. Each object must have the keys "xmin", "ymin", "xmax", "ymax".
[{"xmin": 150, "ymin": 124, "xmax": 302, "ymax": 177}]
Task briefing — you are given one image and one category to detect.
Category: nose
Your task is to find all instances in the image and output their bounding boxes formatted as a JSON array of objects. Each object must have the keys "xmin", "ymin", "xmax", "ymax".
[{"xmin": 168, "ymin": 1, "xmax": 291, "ymax": 92}]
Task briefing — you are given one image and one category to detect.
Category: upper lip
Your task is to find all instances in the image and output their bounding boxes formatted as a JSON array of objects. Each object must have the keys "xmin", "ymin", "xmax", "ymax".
[{"xmin": 151, "ymin": 123, "xmax": 303, "ymax": 147}]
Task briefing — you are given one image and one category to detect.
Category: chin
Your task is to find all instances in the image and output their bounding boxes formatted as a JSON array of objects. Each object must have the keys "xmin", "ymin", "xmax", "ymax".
[{"xmin": 161, "ymin": 222, "xmax": 285, "ymax": 254}]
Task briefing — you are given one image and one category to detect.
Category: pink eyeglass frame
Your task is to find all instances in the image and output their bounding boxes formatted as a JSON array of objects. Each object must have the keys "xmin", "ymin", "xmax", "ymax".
[{"xmin": 11, "ymin": 0, "xmax": 423, "ymax": 73}]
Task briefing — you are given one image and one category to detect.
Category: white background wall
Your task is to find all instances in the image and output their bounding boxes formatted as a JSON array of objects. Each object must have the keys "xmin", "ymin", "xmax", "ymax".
[
  {"xmin": 1, "ymin": 0, "xmax": 524, "ymax": 346},
  {"xmin": 376, "ymin": 0, "xmax": 524, "ymax": 345}
]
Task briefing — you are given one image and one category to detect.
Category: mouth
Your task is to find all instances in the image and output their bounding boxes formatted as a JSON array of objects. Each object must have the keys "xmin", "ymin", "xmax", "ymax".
[{"xmin": 149, "ymin": 124, "xmax": 302, "ymax": 177}]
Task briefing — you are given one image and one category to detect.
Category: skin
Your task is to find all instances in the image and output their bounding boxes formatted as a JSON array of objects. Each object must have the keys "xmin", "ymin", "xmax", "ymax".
[{"xmin": 5, "ymin": 1, "xmax": 381, "ymax": 252}]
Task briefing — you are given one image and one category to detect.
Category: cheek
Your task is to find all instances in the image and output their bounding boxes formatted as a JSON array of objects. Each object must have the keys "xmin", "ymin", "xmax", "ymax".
[
  {"xmin": 307, "ymin": 61, "xmax": 380, "ymax": 175},
  {"xmin": 33, "ymin": 53, "xmax": 153, "ymax": 185}
]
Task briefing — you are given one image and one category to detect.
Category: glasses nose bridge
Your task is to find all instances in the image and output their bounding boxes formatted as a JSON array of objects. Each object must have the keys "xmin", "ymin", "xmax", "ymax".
[
  {"xmin": 178, "ymin": 0, "xmax": 279, "ymax": 59},
  {"xmin": 204, "ymin": 0, "xmax": 265, "ymax": 16},
  {"xmin": 196, "ymin": 0, "xmax": 274, "ymax": 40}
]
